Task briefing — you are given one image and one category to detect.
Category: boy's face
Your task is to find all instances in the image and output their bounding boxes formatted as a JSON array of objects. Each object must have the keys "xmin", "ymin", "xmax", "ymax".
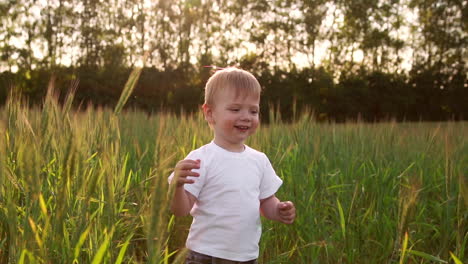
[{"xmin": 203, "ymin": 88, "xmax": 260, "ymax": 152}]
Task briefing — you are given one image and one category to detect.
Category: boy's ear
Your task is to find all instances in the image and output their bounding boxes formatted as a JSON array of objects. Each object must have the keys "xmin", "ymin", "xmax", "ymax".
[{"xmin": 202, "ymin": 103, "xmax": 214, "ymax": 124}]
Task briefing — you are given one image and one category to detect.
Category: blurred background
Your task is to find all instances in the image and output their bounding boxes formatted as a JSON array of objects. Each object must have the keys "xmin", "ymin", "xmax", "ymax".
[{"xmin": 0, "ymin": 0, "xmax": 466, "ymax": 121}]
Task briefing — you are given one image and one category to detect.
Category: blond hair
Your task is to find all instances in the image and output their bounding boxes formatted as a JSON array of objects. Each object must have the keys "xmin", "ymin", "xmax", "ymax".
[{"xmin": 204, "ymin": 67, "xmax": 261, "ymax": 106}]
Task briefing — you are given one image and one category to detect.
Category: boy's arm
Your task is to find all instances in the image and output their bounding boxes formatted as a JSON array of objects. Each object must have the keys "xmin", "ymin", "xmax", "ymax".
[
  {"xmin": 260, "ymin": 195, "xmax": 296, "ymax": 224},
  {"xmin": 171, "ymin": 187, "xmax": 197, "ymax": 216},
  {"xmin": 170, "ymin": 159, "xmax": 200, "ymax": 216}
]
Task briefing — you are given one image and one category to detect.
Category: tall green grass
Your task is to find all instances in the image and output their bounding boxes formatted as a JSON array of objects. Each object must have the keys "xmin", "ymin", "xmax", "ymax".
[{"xmin": 0, "ymin": 82, "xmax": 466, "ymax": 263}]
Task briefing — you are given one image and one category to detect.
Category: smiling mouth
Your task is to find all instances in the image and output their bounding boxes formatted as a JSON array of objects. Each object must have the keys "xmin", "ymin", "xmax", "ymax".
[{"xmin": 234, "ymin": 125, "xmax": 250, "ymax": 131}]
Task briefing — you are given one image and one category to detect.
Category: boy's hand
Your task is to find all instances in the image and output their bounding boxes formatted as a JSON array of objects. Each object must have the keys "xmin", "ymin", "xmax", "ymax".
[
  {"xmin": 173, "ymin": 159, "xmax": 200, "ymax": 187},
  {"xmin": 277, "ymin": 201, "xmax": 296, "ymax": 224}
]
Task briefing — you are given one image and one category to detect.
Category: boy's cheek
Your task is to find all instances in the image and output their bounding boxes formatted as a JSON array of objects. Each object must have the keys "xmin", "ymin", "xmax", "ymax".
[{"xmin": 251, "ymin": 124, "xmax": 260, "ymax": 133}]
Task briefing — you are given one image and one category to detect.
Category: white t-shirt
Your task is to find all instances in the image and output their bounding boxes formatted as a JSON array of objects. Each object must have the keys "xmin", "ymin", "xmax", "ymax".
[{"xmin": 168, "ymin": 141, "xmax": 283, "ymax": 261}]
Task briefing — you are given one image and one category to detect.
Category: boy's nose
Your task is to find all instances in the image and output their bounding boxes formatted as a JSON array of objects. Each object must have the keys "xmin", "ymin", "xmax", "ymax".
[{"xmin": 240, "ymin": 111, "xmax": 251, "ymax": 121}]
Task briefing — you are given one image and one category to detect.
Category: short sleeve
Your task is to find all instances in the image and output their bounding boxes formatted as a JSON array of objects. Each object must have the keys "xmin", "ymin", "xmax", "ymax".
[
  {"xmin": 259, "ymin": 154, "xmax": 283, "ymax": 199},
  {"xmin": 167, "ymin": 151, "xmax": 207, "ymax": 199}
]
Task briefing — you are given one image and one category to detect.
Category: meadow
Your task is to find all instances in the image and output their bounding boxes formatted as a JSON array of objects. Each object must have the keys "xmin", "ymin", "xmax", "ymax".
[{"xmin": 0, "ymin": 80, "xmax": 467, "ymax": 263}]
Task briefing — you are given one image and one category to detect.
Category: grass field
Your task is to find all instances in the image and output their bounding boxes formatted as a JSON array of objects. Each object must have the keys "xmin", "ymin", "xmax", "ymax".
[{"xmin": 0, "ymin": 82, "xmax": 467, "ymax": 263}]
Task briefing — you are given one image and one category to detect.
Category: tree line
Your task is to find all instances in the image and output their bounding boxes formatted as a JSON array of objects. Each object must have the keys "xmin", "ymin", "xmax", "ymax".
[{"xmin": 0, "ymin": 0, "xmax": 466, "ymax": 121}]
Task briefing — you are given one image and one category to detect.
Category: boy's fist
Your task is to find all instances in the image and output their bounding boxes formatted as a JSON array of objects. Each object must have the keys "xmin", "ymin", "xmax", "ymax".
[
  {"xmin": 173, "ymin": 159, "xmax": 201, "ymax": 187},
  {"xmin": 278, "ymin": 201, "xmax": 296, "ymax": 224}
]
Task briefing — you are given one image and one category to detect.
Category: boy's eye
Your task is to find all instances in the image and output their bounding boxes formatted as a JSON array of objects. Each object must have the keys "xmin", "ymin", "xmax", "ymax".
[
  {"xmin": 251, "ymin": 110, "xmax": 258, "ymax": 114},
  {"xmin": 229, "ymin": 109, "xmax": 240, "ymax": 112}
]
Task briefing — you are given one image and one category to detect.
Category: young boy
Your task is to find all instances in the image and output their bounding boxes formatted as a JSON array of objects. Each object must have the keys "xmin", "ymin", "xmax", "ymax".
[{"xmin": 169, "ymin": 67, "xmax": 296, "ymax": 264}]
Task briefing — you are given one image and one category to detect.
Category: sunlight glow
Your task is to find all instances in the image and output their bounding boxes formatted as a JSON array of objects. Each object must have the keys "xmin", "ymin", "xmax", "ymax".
[
  {"xmin": 1, "ymin": 0, "xmax": 423, "ymax": 72},
  {"xmin": 32, "ymin": 40, "xmax": 46, "ymax": 60},
  {"xmin": 353, "ymin": 50, "xmax": 364, "ymax": 63}
]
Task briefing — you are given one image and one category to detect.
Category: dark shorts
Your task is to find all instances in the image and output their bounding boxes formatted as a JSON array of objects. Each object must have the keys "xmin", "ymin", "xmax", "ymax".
[{"xmin": 185, "ymin": 250, "xmax": 258, "ymax": 264}]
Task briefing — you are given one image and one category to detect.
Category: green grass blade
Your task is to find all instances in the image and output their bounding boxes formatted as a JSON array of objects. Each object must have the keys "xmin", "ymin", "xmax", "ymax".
[
  {"xmin": 73, "ymin": 224, "xmax": 93, "ymax": 261},
  {"xmin": 91, "ymin": 227, "xmax": 114, "ymax": 264},
  {"xmin": 337, "ymin": 199, "xmax": 346, "ymax": 239},
  {"xmin": 449, "ymin": 252, "xmax": 463, "ymax": 264},
  {"xmin": 115, "ymin": 233, "xmax": 133, "ymax": 264},
  {"xmin": 407, "ymin": 250, "xmax": 447, "ymax": 263},
  {"xmin": 114, "ymin": 67, "xmax": 143, "ymax": 115},
  {"xmin": 399, "ymin": 232, "xmax": 408, "ymax": 264},
  {"xmin": 18, "ymin": 249, "xmax": 27, "ymax": 264},
  {"xmin": 18, "ymin": 249, "xmax": 35, "ymax": 264}
]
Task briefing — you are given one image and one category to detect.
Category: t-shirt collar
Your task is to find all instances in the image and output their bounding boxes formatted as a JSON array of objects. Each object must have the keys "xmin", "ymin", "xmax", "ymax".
[{"xmin": 210, "ymin": 140, "xmax": 248, "ymax": 156}]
